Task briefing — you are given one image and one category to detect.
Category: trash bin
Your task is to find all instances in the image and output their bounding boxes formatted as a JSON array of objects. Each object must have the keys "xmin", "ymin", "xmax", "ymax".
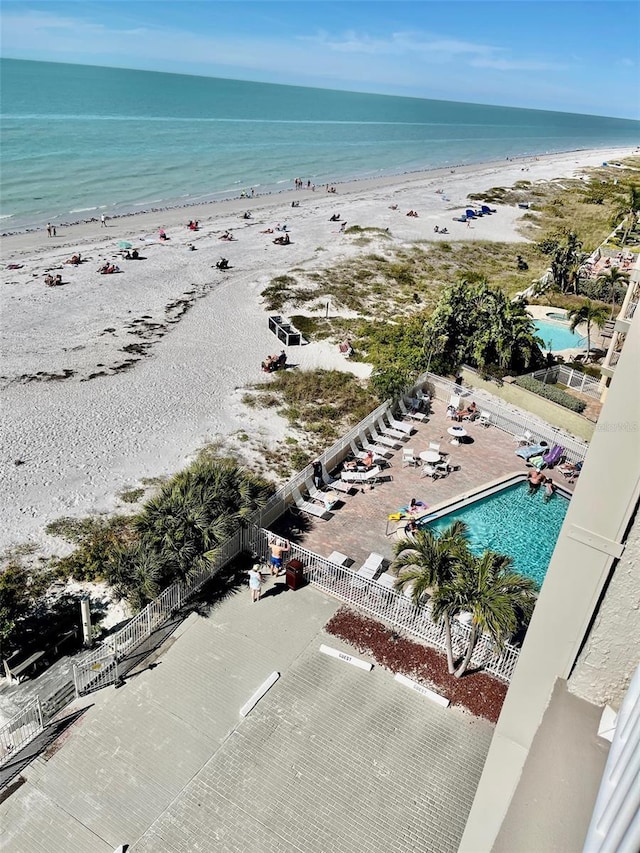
[{"xmin": 285, "ymin": 559, "xmax": 305, "ymax": 590}]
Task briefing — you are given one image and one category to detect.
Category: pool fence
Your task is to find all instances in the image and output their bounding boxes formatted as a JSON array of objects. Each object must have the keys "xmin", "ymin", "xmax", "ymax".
[{"xmin": 527, "ymin": 365, "xmax": 602, "ymax": 401}]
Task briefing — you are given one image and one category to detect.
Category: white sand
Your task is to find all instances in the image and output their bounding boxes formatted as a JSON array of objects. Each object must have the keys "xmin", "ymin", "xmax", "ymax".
[{"xmin": 0, "ymin": 147, "xmax": 634, "ymax": 552}]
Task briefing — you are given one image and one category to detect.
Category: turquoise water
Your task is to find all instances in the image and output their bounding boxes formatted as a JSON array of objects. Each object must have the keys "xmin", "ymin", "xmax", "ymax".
[
  {"xmin": 2, "ymin": 58, "xmax": 640, "ymax": 232},
  {"xmin": 424, "ymin": 482, "xmax": 569, "ymax": 589},
  {"xmin": 534, "ymin": 320, "xmax": 585, "ymax": 350}
]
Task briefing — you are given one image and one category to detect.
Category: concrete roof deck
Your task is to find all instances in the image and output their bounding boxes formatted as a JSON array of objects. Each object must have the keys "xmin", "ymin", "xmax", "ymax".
[{"xmin": 272, "ymin": 398, "xmax": 574, "ymax": 571}]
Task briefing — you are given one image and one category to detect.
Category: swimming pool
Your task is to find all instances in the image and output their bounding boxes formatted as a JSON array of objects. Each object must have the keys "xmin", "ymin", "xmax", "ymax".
[
  {"xmin": 423, "ymin": 482, "xmax": 569, "ymax": 589},
  {"xmin": 534, "ymin": 319, "xmax": 584, "ymax": 351},
  {"xmin": 545, "ymin": 311, "xmax": 568, "ymax": 321}
]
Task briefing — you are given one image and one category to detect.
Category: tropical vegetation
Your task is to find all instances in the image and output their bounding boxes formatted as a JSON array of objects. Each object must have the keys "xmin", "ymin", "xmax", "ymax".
[
  {"xmin": 392, "ymin": 522, "xmax": 536, "ymax": 678},
  {"xmin": 513, "ymin": 376, "xmax": 587, "ymax": 413},
  {"xmin": 567, "ymin": 299, "xmax": 610, "ymax": 360}
]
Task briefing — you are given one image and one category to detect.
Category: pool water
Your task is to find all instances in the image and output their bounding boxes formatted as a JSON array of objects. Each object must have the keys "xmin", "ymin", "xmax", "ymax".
[
  {"xmin": 534, "ymin": 319, "xmax": 584, "ymax": 351},
  {"xmin": 424, "ymin": 482, "xmax": 569, "ymax": 589}
]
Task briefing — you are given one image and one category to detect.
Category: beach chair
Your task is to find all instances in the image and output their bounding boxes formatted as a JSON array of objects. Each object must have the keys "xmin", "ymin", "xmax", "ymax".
[
  {"xmin": 452, "ymin": 215, "xmax": 467, "ymax": 223},
  {"xmin": 357, "ymin": 552, "xmax": 385, "ymax": 579},
  {"xmin": 340, "ymin": 465, "xmax": 382, "ymax": 485},
  {"xmin": 375, "ymin": 416, "xmax": 406, "ymax": 442},
  {"xmin": 358, "ymin": 431, "xmax": 393, "ymax": 458},
  {"xmin": 515, "ymin": 444, "xmax": 547, "ymax": 461},
  {"xmin": 386, "ymin": 410, "xmax": 414, "ymax": 435},
  {"xmin": 320, "ymin": 462, "xmax": 353, "ymax": 494},
  {"xmin": 481, "ymin": 204, "xmax": 496, "ymax": 214},
  {"xmin": 420, "ymin": 463, "xmax": 440, "ymax": 479},
  {"xmin": 369, "ymin": 424, "xmax": 401, "ymax": 449},
  {"xmin": 305, "ymin": 479, "xmax": 339, "ymax": 511},
  {"xmin": 479, "ymin": 411, "xmax": 492, "ymax": 428},
  {"xmin": 399, "ymin": 398, "xmax": 428, "ymax": 422},
  {"xmin": 465, "ymin": 208, "xmax": 479, "ymax": 219},
  {"xmin": 542, "ymin": 445, "xmax": 565, "ymax": 468},
  {"xmin": 292, "ymin": 487, "xmax": 331, "ymax": 520},
  {"xmin": 514, "ymin": 429, "xmax": 534, "ymax": 446}
]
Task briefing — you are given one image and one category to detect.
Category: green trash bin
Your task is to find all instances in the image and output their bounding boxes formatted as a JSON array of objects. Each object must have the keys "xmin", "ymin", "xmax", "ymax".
[{"xmin": 285, "ymin": 559, "xmax": 304, "ymax": 590}]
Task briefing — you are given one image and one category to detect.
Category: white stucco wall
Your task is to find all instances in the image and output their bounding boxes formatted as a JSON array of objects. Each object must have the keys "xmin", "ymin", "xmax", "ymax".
[{"xmin": 568, "ymin": 510, "xmax": 640, "ymax": 709}]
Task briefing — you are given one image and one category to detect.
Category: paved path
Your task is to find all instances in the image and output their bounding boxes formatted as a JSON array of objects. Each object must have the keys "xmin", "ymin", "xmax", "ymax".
[{"xmin": 1, "ymin": 578, "xmax": 493, "ymax": 852}]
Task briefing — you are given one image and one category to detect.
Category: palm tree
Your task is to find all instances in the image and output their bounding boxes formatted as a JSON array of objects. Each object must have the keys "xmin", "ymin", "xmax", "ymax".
[
  {"xmin": 551, "ymin": 232, "xmax": 587, "ymax": 293},
  {"xmin": 391, "ymin": 521, "xmax": 470, "ymax": 673},
  {"xmin": 595, "ymin": 266, "xmax": 630, "ymax": 318},
  {"xmin": 567, "ymin": 299, "xmax": 610, "ymax": 360},
  {"xmin": 611, "ymin": 184, "xmax": 640, "ymax": 248},
  {"xmin": 431, "ymin": 551, "xmax": 537, "ymax": 678}
]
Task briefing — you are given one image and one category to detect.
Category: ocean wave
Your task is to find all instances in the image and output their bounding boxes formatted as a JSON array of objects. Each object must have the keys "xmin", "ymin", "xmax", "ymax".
[
  {"xmin": 69, "ymin": 206, "xmax": 99, "ymax": 213},
  {"xmin": 0, "ymin": 213, "xmax": 14, "ymax": 220}
]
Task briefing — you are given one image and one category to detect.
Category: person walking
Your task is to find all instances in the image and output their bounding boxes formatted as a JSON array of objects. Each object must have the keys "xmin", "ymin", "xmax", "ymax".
[
  {"xmin": 101, "ymin": 213, "xmax": 107, "ymax": 228},
  {"xmin": 269, "ymin": 537, "xmax": 290, "ymax": 576},
  {"xmin": 248, "ymin": 564, "xmax": 264, "ymax": 603},
  {"xmin": 46, "ymin": 223, "xmax": 52, "ymax": 238},
  {"xmin": 312, "ymin": 460, "xmax": 323, "ymax": 489}
]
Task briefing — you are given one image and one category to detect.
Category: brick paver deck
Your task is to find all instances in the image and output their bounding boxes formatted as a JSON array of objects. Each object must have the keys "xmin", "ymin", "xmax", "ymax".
[{"xmin": 272, "ymin": 397, "xmax": 573, "ymax": 570}]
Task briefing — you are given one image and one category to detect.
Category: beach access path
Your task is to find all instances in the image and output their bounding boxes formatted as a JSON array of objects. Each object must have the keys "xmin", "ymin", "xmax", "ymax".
[{"xmin": 0, "ymin": 146, "xmax": 634, "ymax": 552}]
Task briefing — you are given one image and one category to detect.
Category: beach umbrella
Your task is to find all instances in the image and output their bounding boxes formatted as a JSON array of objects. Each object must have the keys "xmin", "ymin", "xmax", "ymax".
[{"xmin": 118, "ymin": 241, "xmax": 132, "ymax": 249}]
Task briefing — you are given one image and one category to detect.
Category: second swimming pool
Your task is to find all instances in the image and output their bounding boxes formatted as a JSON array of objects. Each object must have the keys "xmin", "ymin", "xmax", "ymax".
[
  {"xmin": 424, "ymin": 482, "xmax": 569, "ymax": 589},
  {"xmin": 534, "ymin": 319, "xmax": 584, "ymax": 351}
]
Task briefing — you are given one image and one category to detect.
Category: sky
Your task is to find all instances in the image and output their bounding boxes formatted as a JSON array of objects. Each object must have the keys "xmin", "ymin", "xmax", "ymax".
[{"xmin": 1, "ymin": 1, "xmax": 639, "ymax": 119}]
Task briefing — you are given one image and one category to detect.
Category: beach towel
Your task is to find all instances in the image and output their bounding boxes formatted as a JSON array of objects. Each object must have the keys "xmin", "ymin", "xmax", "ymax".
[{"xmin": 515, "ymin": 444, "xmax": 546, "ymax": 460}]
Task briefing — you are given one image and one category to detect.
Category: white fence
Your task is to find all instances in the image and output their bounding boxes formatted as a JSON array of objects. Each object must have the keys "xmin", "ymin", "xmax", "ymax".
[
  {"xmin": 0, "ymin": 698, "xmax": 43, "ymax": 766},
  {"xmin": 419, "ymin": 371, "xmax": 590, "ymax": 464},
  {"xmin": 246, "ymin": 526, "xmax": 520, "ymax": 683},
  {"xmin": 528, "ymin": 365, "xmax": 601, "ymax": 401},
  {"xmin": 73, "ymin": 528, "xmax": 244, "ymax": 695}
]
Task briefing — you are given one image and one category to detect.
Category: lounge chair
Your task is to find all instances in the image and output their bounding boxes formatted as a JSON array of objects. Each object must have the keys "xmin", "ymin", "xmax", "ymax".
[
  {"xmin": 399, "ymin": 398, "xmax": 428, "ymax": 422},
  {"xmin": 465, "ymin": 208, "xmax": 479, "ymax": 219},
  {"xmin": 357, "ymin": 552, "xmax": 385, "ymax": 579},
  {"xmin": 376, "ymin": 416, "xmax": 406, "ymax": 441},
  {"xmin": 481, "ymin": 204, "xmax": 496, "ymax": 214},
  {"xmin": 358, "ymin": 431, "xmax": 393, "ymax": 458},
  {"xmin": 292, "ymin": 487, "xmax": 331, "ymax": 519},
  {"xmin": 340, "ymin": 465, "xmax": 384, "ymax": 484},
  {"xmin": 479, "ymin": 411, "xmax": 491, "ymax": 428},
  {"xmin": 452, "ymin": 215, "xmax": 467, "ymax": 223},
  {"xmin": 385, "ymin": 411, "xmax": 414, "ymax": 435},
  {"xmin": 515, "ymin": 444, "xmax": 547, "ymax": 461},
  {"xmin": 542, "ymin": 445, "xmax": 565, "ymax": 468},
  {"xmin": 369, "ymin": 424, "xmax": 401, "ymax": 449},
  {"xmin": 420, "ymin": 463, "xmax": 440, "ymax": 479},
  {"xmin": 514, "ymin": 429, "xmax": 534, "ymax": 445},
  {"xmin": 320, "ymin": 462, "xmax": 353, "ymax": 494},
  {"xmin": 305, "ymin": 479, "xmax": 340, "ymax": 510}
]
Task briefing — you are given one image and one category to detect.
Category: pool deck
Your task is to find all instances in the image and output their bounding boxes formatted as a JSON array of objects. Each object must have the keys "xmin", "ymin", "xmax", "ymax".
[{"xmin": 271, "ymin": 398, "xmax": 575, "ymax": 571}]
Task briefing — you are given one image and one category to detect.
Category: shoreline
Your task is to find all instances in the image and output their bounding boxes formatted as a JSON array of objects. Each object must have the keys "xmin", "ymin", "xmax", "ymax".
[
  {"xmin": 1, "ymin": 144, "xmax": 633, "ymax": 242},
  {"xmin": 0, "ymin": 145, "xmax": 636, "ymax": 554}
]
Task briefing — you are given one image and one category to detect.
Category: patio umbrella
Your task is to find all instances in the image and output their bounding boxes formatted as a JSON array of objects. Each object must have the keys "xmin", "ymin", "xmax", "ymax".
[{"xmin": 118, "ymin": 241, "xmax": 132, "ymax": 249}]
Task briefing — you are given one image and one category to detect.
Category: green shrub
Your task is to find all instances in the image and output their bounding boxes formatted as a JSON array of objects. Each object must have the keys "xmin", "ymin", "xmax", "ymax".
[{"xmin": 513, "ymin": 376, "xmax": 587, "ymax": 412}]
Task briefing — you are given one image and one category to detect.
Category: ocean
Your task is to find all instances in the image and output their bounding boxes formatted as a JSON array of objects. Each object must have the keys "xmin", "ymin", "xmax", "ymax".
[{"xmin": 2, "ymin": 58, "xmax": 639, "ymax": 233}]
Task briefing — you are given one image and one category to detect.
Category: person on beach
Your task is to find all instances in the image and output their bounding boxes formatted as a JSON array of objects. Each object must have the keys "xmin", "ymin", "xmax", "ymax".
[
  {"xmin": 248, "ymin": 564, "xmax": 264, "ymax": 602},
  {"xmin": 46, "ymin": 223, "xmax": 52, "ymax": 237},
  {"xmin": 101, "ymin": 214, "xmax": 107, "ymax": 228},
  {"xmin": 269, "ymin": 538, "xmax": 290, "ymax": 576},
  {"xmin": 312, "ymin": 460, "xmax": 323, "ymax": 489}
]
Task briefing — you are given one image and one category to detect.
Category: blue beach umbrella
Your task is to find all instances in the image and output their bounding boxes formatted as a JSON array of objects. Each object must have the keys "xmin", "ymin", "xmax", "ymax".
[{"xmin": 118, "ymin": 240, "xmax": 132, "ymax": 249}]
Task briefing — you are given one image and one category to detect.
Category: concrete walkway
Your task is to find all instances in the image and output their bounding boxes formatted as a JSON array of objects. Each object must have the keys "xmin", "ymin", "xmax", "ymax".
[{"xmin": 1, "ymin": 577, "xmax": 493, "ymax": 852}]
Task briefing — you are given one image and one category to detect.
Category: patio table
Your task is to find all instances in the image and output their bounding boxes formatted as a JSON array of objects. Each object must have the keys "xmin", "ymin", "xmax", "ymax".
[
  {"xmin": 447, "ymin": 426, "xmax": 467, "ymax": 446},
  {"xmin": 419, "ymin": 450, "xmax": 441, "ymax": 463}
]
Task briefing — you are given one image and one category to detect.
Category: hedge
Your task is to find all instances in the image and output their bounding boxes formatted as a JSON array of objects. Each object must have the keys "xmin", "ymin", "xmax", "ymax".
[{"xmin": 514, "ymin": 376, "xmax": 587, "ymax": 413}]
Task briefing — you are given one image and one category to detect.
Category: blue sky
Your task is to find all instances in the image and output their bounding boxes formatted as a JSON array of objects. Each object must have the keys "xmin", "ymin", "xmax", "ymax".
[{"xmin": 1, "ymin": 1, "xmax": 639, "ymax": 118}]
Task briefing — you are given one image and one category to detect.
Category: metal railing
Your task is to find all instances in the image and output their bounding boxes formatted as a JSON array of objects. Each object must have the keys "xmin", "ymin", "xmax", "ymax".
[
  {"xmin": 528, "ymin": 366, "xmax": 601, "ymax": 401},
  {"xmin": 74, "ymin": 528, "xmax": 244, "ymax": 695},
  {"xmin": 0, "ymin": 698, "xmax": 43, "ymax": 766},
  {"xmin": 246, "ymin": 526, "xmax": 520, "ymax": 683},
  {"xmin": 419, "ymin": 371, "xmax": 590, "ymax": 463}
]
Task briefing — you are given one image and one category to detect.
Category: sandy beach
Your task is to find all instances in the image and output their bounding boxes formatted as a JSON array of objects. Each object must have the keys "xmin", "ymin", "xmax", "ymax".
[{"xmin": 0, "ymin": 146, "xmax": 634, "ymax": 552}]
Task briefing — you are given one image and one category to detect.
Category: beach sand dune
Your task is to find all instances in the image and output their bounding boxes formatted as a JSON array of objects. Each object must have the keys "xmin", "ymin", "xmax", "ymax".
[{"xmin": 0, "ymin": 147, "xmax": 633, "ymax": 550}]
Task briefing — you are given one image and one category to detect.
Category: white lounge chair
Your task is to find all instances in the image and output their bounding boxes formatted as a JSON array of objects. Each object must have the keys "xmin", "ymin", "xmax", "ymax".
[
  {"xmin": 292, "ymin": 487, "xmax": 331, "ymax": 519},
  {"xmin": 385, "ymin": 411, "xmax": 414, "ymax": 435},
  {"xmin": 369, "ymin": 424, "xmax": 401, "ymax": 449},
  {"xmin": 340, "ymin": 465, "xmax": 382, "ymax": 484},
  {"xmin": 420, "ymin": 463, "xmax": 440, "ymax": 479},
  {"xmin": 320, "ymin": 462, "xmax": 353, "ymax": 494},
  {"xmin": 479, "ymin": 411, "xmax": 491, "ymax": 428},
  {"xmin": 515, "ymin": 429, "xmax": 534, "ymax": 446},
  {"xmin": 399, "ymin": 398, "xmax": 428, "ymax": 422},
  {"xmin": 305, "ymin": 479, "xmax": 339, "ymax": 510},
  {"xmin": 357, "ymin": 552, "xmax": 385, "ymax": 579},
  {"xmin": 358, "ymin": 431, "xmax": 393, "ymax": 458},
  {"xmin": 375, "ymin": 416, "xmax": 406, "ymax": 442}
]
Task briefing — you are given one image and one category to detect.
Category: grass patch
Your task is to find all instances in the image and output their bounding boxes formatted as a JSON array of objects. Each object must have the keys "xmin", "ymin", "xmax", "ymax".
[{"xmin": 119, "ymin": 487, "xmax": 146, "ymax": 504}]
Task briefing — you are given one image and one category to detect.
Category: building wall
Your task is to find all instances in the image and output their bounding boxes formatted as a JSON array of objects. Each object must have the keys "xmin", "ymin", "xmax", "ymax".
[
  {"xmin": 459, "ymin": 308, "xmax": 640, "ymax": 853},
  {"xmin": 568, "ymin": 508, "xmax": 640, "ymax": 709}
]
